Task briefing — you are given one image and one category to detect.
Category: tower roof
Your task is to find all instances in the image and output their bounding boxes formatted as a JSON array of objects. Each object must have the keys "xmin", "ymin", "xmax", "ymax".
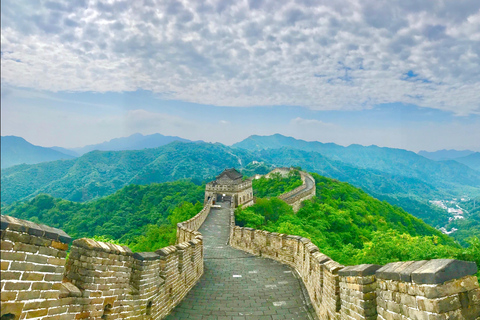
[{"xmin": 217, "ymin": 168, "xmax": 243, "ymax": 181}]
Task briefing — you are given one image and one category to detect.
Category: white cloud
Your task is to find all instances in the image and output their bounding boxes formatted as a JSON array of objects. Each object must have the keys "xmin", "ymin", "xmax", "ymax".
[{"xmin": 1, "ymin": 0, "xmax": 480, "ymax": 115}]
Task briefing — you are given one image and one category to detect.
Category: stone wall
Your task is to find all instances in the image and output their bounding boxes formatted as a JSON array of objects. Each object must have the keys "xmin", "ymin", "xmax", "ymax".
[
  {"xmin": 277, "ymin": 171, "xmax": 316, "ymax": 211},
  {"xmin": 1, "ymin": 199, "xmax": 211, "ymax": 320},
  {"xmin": 229, "ymin": 217, "xmax": 480, "ymax": 320}
]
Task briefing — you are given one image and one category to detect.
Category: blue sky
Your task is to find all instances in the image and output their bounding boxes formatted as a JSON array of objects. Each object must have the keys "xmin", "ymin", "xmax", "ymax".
[{"xmin": 1, "ymin": 0, "xmax": 480, "ymax": 151}]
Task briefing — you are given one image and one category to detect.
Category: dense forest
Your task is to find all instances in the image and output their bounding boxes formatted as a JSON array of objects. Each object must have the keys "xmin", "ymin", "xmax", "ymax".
[
  {"xmin": 236, "ymin": 173, "xmax": 480, "ymax": 279},
  {"xmin": 2, "ymin": 181, "xmax": 205, "ymax": 252},
  {"xmin": 251, "ymin": 169, "xmax": 302, "ymax": 198}
]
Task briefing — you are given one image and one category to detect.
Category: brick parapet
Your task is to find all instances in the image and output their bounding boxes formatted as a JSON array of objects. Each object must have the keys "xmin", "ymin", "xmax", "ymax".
[
  {"xmin": 277, "ymin": 171, "xmax": 316, "ymax": 211},
  {"xmin": 1, "ymin": 199, "xmax": 212, "ymax": 320},
  {"xmin": 229, "ymin": 213, "xmax": 480, "ymax": 320}
]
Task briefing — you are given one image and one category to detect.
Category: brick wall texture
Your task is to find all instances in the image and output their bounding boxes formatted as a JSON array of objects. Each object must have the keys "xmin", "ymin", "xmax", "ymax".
[
  {"xmin": 1, "ymin": 199, "xmax": 211, "ymax": 320},
  {"xmin": 229, "ymin": 213, "xmax": 480, "ymax": 320}
]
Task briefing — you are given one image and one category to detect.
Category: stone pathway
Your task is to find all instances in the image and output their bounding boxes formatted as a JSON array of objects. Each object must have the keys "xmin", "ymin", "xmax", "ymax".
[{"xmin": 166, "ymin": 202, "xmax": 315, "ymax": 320}]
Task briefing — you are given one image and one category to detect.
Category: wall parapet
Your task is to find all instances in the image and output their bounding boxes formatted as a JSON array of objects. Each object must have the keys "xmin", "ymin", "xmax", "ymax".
[
  {"xmin": 1, "ymin": 198, "xmax": 212, "ymax": 320},
  {"xmin": 229, "ymin": 216, "xmax": 480, "ymax": 320},
  {"xmin": 277, "ymin": 171, "xmax": 316, "ymax": 211}
]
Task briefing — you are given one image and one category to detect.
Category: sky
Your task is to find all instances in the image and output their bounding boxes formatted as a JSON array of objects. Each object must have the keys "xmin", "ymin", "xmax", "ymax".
[{"xmin": 1, "ymin": 0, "xmax": 480, "ymax": 152}]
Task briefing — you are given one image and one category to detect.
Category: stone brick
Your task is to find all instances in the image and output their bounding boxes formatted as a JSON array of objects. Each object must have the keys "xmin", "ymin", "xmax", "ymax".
[
  {"xmin": 51, "ymin": 240, "xmax": 69, "ymax": 251},
  {"xmin": 1, "ymin": 271, "xmax": 22, "ymax": 280},
  {"xmin": 26, "ymin": 308, "xmax": 48, "ymax": 318},
  {"xmin": 31, "ymin": 282, "xmax": 53, "ymax": 290},
  {"xmin": 1, "ymin": 260, "xmax": 10, "ymax": 270},
  {"xmin": 1, "ymin": 302, "xmax": 24, "ymax": 318},
  {"xmin": 1, "ymin": 291, "xmax": 18, "ymax": 301},
  {"xmin": 1, "ymin": 251, "xmax": 26, "ymax": 261},
  {"xmin": 1, "ymin": 240, "xmax": 14, "ymax": 250},
  {"xmin": 17, "ymin": 290, "xmax": 41, "ymax": 300},
  {"xmin": 4, "ymin": 281, "xmax": 32, "ymax": 290},
  {"xmin": 21, "ymin": 272, "xmax": 45, "ymax": 281},
  {"xmin": 13, "ymin": 242, "xmax": 39, "ymax": 253},
  {"xmin": 25, "ymin": 253, "xmax": 48, "ymax": 264}
]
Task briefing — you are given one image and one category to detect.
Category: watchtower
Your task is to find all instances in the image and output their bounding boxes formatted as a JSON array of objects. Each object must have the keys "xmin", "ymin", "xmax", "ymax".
[{"xmin": 204, "ymin": 168, "xmax": 254, "ymax": 208}]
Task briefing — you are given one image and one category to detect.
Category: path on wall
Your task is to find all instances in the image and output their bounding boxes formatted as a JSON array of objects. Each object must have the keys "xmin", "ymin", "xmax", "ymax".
[
  {"xmin": 166, "ymin": 202, "xmax": 315, "ymax": 320},
  {"xmin": 282, "ymin": 173, "xmax": 315, "ymax": 202}
]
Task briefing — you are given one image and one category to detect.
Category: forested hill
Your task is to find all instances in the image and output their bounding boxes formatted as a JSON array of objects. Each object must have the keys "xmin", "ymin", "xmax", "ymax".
[
  {"xmin": 1, "ymin": 142, "xmax": 256, "ymax": 204},
  {"xmin": 2, "ymin": 140, "xmax": 477, "ymax": 233},
  {"xmin": 1, "ymin": 181, "xmax": 205, "ymax": 252},
  {"xmin": 235, "ymin": 173, "xmax": 479, "ymax": 277},
  {"xmin": 233, "ymin": 134, "xmax": 480, "ymax": 194}
]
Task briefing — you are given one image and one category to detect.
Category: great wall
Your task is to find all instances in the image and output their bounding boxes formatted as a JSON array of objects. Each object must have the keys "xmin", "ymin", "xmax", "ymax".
[{"xmin": 1, "ymin": 168, "xmax": 479, "ymax": 320}]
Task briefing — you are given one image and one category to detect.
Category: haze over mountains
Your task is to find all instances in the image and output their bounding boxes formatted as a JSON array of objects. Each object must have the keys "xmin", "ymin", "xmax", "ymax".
[
  {"xmin": 1, "ymin": 133, "xmax": 194, "ymax": 168},
  {"xmin": 1, "ymin": 136, "xmax": 75, "ymax": 169},
  {"xmin": 418, "ymin": 149, "xmax": 476, "ymax": 161}
]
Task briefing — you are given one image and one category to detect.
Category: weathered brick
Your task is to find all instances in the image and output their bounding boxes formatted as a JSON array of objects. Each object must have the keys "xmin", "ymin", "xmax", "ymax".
[
  {"xmin": 26, "ymin": 253, "xmax": 48, "ymax": 264},
  {"xmin": 1, "ymin": 251, "xmax": 26, "ymax": 261},
  {"xmin": 1, "ymin": 240, "xmax": 14, "ymax": 250},
  {"xmin": 26, "ymin": 308, "xmax": 48, "ymax": 318},
  {"xmin": 17, "ymin": 290, "xmax": 41, "ymax": 300},
  {"xmin": 44, "ymin": 273, "xmax": 63, "ymax": 282},
  {"xmin": 1, "ymin": 291, "xmax": 18, "ymax": 301},
  {"xmin": 51, "ymin": 240, "xmax": 69, "ymax": 251},
  {"xmin": 13, "ymin": 242, "xmax": 39, "ymax": 253},
  {"xmin": 1, "ymin": 260, "xmax": 10, "ymax": 270},
  {"xmin": 1, "ymin": 271, "xmax": 22, "ymax": 280},
  {"xmin": 48, "ymin": 257, "xmax": 65, "ymax": 266},
  {"xmin": 4, "ymin": 282, "xmax": 32, "ymax": 290},
  {"xmin": 31, "ymin": 282, "xmax": 53, "ymax": 290},
  {"xmin": 21, "ymin": 272, "xmax": 45, "ymax": 281},
  {"xmin": 10, "ymin": 261, "xmax": 35, "ymax": 271}
]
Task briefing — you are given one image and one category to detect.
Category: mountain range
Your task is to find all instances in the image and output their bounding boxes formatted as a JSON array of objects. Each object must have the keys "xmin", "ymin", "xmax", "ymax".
[
  {"xmin": 1, "ymin": 136, "xmax": 75, "ymax": 169},
  {"xmin": 418, "ymin": 149, "xmax": 476, "ymax": 161},
  {"xmin": 1, "ymin": 133, "xmax": 194, "ymax": 168},
  {"xmin": 70, "ymin": 133, "xmax": 193, "ymax": 155}
]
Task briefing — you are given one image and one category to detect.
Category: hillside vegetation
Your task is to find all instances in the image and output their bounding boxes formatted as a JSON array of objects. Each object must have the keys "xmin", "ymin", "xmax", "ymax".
[
  {"xmin": 1, "ymin": 181, "xmax": 205, "ymax": 252},
  {"xmin": 251, "ymin": 170, "xmax": 302, "ymax": 198},
  {"xmin": 2, "ymin": 140, "xmax": 475, "ymax": 237},
  {"xmin": 237, "ymin": 173, "xmax": 480, "ymax": 278},
  {"xmin": 1, "ymin": 142, "xmax": 256, "ymax": 204},
  {"xmin": 235, "ymin": 134, "xmax": 480, "ymax": 195}
]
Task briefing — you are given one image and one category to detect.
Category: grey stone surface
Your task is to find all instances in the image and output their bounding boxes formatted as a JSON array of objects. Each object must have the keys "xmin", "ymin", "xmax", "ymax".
[
  {"xmin": 166, "ymin": 202, "xmax": 315, "ymax": 320},
  {"xmin": 411, "ymin": 259, "xmax": 478, "ymax": 284},
  {"xmin": 132, "ymin": 252, "xmax": 160, "ymax": 261},
  {"xmin": 1, "ymin": 214, "xmax": 72, "ymax": 243},
  {"xmin": 338, "ymin": 264, "xmax": 382, "ymax": 277}
]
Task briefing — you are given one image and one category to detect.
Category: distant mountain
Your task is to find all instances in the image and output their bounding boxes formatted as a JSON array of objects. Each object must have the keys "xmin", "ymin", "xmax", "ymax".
[
  {"xmin": 50, "ymin": 147, "xmax": 79, "ymax": 157},
  {"xmin": 1, "ymin": 140, "xmax": 469, "ymax": 229},
  {"xmin": 233, "ymin": 134, "xmax": 480, "ymax": 196},
  {"xmin": 0, "ymin": 141, "xmax": 257, "ymax": 204},
  {"xmin": 418, "ymin": 149, "xmax": 475, "ymax": 161},
  {"xmin": 71, "ymin": 133, "xmax": 193, "ymax": 155},
  {"xmin": 1, "ymin": 136, "xmax": 75, "ymax": 169},
  {"xmin": 454, "ymin": 152, "xmax": 480, "ymax": 172}
]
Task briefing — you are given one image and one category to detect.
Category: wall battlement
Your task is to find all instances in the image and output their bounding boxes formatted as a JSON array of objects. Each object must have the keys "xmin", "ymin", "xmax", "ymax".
[
  {"xmin": 229, "ymin": 216, "xmax": 480, "ymax": 320},
  {"xmin": 1, "ymin": 199, "xmax": 212, "ymax": 320}
]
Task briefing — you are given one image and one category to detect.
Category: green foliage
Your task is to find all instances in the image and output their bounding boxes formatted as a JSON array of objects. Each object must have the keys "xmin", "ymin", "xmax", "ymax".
[
  {"xmin": 2, "ymin": 181, "xmax": 205, "ymax": 252},
  {"xmin": 252, "ymin": 170, "xmax": 302, "ymax": 198},
  {"xmin": 237, "ymin": 173, "xmax": 480, "ymax": 279},
  {"xmin": 1, "ymin": 142, "xmax": 257, "ymax": 205}
]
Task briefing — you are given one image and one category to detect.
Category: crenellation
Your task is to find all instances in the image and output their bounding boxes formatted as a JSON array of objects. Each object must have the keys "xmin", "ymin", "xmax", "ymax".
[
  {"xmin": 229, "ymin": 210, "xmax": 480, "ymax": 320},
  {"xmin": 1, "ymin": 198, "xmax": 212, "ymax": 320}
]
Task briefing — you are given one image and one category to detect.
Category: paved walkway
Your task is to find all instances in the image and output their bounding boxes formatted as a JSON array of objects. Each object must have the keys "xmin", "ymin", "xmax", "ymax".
[{"xmin": 166, "ymin": 202, "xmax": 315, "ymax": 320}]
